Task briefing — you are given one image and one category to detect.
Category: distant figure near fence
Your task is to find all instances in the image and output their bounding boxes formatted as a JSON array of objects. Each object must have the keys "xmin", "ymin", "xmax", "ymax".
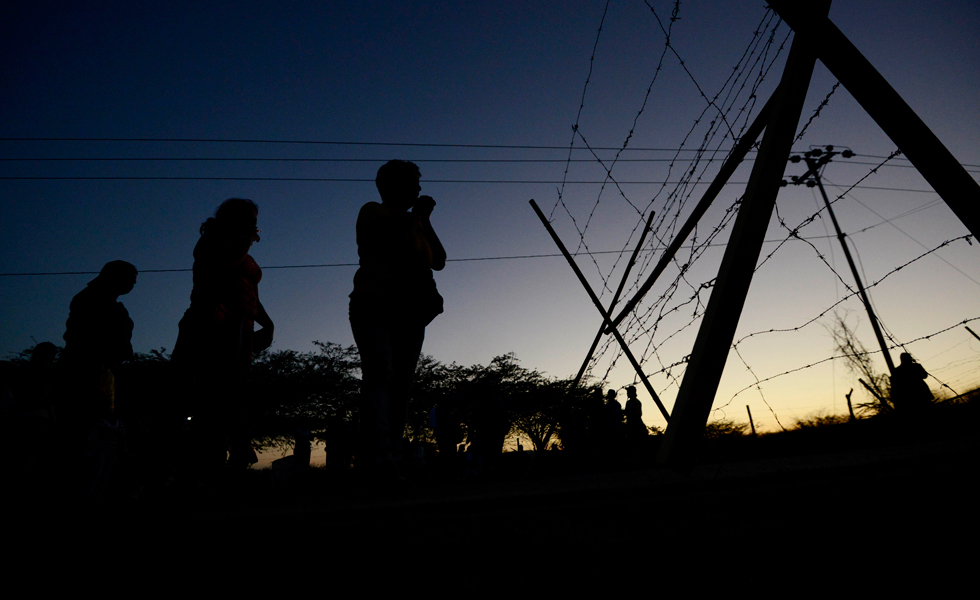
[
  {"xmin": 624, "ymin": 385, "xmax": 647, "ymax": 446},
  {"xmin": 173, "ymin": 198, "xmax": 274, "ymax": 474},
  {"xmin": 890, "ymin": 352, "xmax": 934, "ymax": 412},
  {"xmin": 604, "ymin": 388, "xmax": 625, "ymax": 451},
  {"xmin": 349, "ymin": 160, "xmax": 446, "ymax": 478}
]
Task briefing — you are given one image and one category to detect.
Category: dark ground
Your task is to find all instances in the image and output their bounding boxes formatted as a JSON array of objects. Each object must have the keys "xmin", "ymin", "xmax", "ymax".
[{"xmin": 8, "ymin": 405, "xmax": 978, "ymax": 586}]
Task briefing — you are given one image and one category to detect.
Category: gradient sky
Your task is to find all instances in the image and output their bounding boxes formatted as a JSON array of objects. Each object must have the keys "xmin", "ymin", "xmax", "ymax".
[{"xmin": 3, "ymin": 1, "xmax": 979, "ymax": 433}]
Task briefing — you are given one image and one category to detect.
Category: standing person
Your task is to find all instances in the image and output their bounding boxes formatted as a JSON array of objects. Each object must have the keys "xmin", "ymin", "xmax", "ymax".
[
  {"xmin": 60, "ymin": 260, "xmax": 138, "ymax": 498},
  {"xmin": 61, "ymin": 260, "xmax": 137, "ymax": 423},
  {"xmin": 604, "ymin": 388, "xmax": 625, "ymax": 451},
  {"xmin": 350, "ymin": 160, "xmax": 446, "ymax": 476},
  {"xmin": 173, "ymin": 198, "xmax": 274, "ymax": 473},
  {"xmin": 890, "ymin": 352, "xmax": 934, "ymax": 412},
  {"xmin": 624, "ymin": 385, "xmax": 647, "ymax": 448}
]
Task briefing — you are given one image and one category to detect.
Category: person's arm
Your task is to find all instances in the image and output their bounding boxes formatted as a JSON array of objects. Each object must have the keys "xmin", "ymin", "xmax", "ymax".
[
  {"xmin": 253, "ymin": 301, "xmax": 274, "ymax": 352},
  {"xmin": 414, "ymin": 196, "xmax": 447, "ymax": 271}
]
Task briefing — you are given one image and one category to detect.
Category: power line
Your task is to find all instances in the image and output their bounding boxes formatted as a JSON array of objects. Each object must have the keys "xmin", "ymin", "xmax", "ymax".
[
  {"xmin": 0, "ymin": 137, "xmax": 752, "ymax": 152},
  {"xmin": 4, "ymin": 139, "xmax": 970, "ymax": 166},
  {"xmin": 0, "ymin": 226, "xmax": 906, "ymax": 278},
  {"xmin": 5, "ymin": 157, "xmax": 975, "ymax": 171},
  {"xmin": 0, "ymin": 175, "xmax": 948, "ymax": 192}
]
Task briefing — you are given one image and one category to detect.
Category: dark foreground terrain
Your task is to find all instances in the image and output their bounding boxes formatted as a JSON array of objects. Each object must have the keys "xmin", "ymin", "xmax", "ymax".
[{"xmin": 8, "ymin": 404, "xmax": 978, "ymax": 586}]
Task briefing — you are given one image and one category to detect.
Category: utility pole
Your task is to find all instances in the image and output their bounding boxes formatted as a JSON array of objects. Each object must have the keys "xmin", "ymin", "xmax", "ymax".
[{"xmin": 785, "ymin": 145, "xmax": 896, "ymax": 377}]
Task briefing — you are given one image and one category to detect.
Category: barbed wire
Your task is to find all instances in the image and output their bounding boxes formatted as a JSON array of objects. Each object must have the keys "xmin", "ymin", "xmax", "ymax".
[
  {"xmin": 733, "ymin": 344, "xmax": 787, "ymax": 431},
  {"xmin": 755, "ymin": 149, "xmax": 904, "ymax": 273},
  {"xmin": 550, "ymin": 0, "xmax": 612, "ymax": 225},
  {"xmin": 1, "ymin": 208, "xmax": 947, "ymax": 278},
  {"xmin": 731, "ymin": 234, "xmax": 973, "ymax": 349},
  {"xmin": 722, "ymin": 314, "xmax": 980, "ymax": 408},
  {"xmin": 583, "ymin": 18, "xmax": 788, "ymax": 383},
  {"xmin": 794, "ymin": 81, "xmax": 840, "ymax": 143},
  {"xmin": 580, "ymin": 6, "xmax": 784, "ymax": 334}
]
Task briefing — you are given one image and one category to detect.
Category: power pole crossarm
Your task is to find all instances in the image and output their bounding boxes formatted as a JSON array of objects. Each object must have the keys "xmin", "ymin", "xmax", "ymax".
[{"xmin": 769, "ymin": 0, "xmax": 980, "ymax": 239}]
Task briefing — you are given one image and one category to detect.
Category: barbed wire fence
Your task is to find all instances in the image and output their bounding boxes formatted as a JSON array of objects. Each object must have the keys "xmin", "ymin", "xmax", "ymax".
[{"xmin": 544, "ymin": 2, "xmax": 979, "ymax": 427}]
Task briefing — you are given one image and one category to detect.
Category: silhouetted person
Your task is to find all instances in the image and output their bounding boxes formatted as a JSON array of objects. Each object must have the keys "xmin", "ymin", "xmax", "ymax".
[
  {"xmin": 467, "ymin": 391, "xmax": 508, "ymax": 479},
  {"xmin": 558, "ymin": 393, "xmax": 586, "ymax": 454},
  {"xmin": 62, "ymin": 261, "xmax": 137, "ymax": 415},
  {"xmin": 603, "ymin": 388, "xmax": 625, "ymax": 451},
  {"xmin": 61, "ymin": 260, "xmax": 137, "ymax": 498},
  {"xmin": 890, "ymin": 352, "xmax": 934, "ymax": 412},
  {"xmin": 5, "ymin": 342, "xmax": 59, "ymax": 493},
  {"xmin": 324, "ymin": 410, "xmax": 355, "ymax": 474},
  {"xmin": 624, "ymin": 385, "xmax": 647, "ymax": 446},
  {"xmin": 350, "ymin": 160, "xmax": 446, "ymax": 476},
  {"xmin": 585, "ymin": 388, "xmax": 605, "ymax": 451},
  {"xmin": 61, "ymin": 262, "xmax": 137, "ymax": 414},
  {"xmin": 173, "ymin": 198, "xmax": 274, "ymax": 475},
  {"xmin": 430, "ymin": 397, "xmax": 463, "ymax": 459}
]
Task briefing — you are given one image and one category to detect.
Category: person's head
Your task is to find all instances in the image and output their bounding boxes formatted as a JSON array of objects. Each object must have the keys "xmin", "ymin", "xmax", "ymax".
[
  {"xmin": 626, "ymin": 385, "xmax": 637, "ymax": 399},
  {"xmin": 375, "ymin": 160, "xmax": 421, "ymax": 209},
  {"xmin": 202, "ymin": 198, "xmax": 260, "ymax": 243},
  {"xmin": 900, "ymin": 352, "xmax": 913, "ymax": 365},
  {"xmin": 91, "ymin": 260, "xmax": 138, "ymax": 296},
  {"xmin": 30, "ymin": 342, "xmax": 58, "ymax": 364}
]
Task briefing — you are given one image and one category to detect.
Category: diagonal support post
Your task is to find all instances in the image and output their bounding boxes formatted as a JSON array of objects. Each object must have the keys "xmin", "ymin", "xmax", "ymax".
[
  {"xmin": 607, "ymin": 87, "xmax": 778, "ymax": 332},
  {"xmin": 658, "ymin": 0, "xmax": 828, "ymax": 470},
  {"xmin": 769, "ymin": 0, "xmax": 980, "ymax": 239},
  {"xmin": 529, "ymin": 199, "xmax": 670, "ymax": 422},
  {"xmin": 572, "ymin": 209, "xmax": 656, "ymax": 389}
]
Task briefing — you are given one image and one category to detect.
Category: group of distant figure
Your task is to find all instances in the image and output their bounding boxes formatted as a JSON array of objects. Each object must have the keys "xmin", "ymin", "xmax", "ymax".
[
  {"xmin": 559, "ymin": 386, "xmax": 650, "ymax": 456},
  {"xmin": 3, "ymin": 159, "xmax": 939, "ymax": 499}
]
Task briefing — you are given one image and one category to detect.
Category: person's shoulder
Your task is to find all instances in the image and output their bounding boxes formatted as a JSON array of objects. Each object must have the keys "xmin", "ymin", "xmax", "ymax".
[
  {"xmin": 358, "ymin": 201, "xmax": 386, "ymax": 217},
  {"xmin": 356, "ymin": 202, "xmax": 392, "ymax": 229},
  {"xmin": 69, "ymin": 285, "xmax": 96, "ymax": 308}
]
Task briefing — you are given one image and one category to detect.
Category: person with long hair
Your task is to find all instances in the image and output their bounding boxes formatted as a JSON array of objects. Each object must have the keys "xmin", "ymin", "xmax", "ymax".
[{"xmin": 174, "ymin": 198, "xmax": 274, "ymax": 472}]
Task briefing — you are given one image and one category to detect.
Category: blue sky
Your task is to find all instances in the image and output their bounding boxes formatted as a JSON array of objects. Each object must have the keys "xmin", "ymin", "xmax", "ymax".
[{"xmin": 2, "ymin": 1, "xmax": 979, "ymax": 432}]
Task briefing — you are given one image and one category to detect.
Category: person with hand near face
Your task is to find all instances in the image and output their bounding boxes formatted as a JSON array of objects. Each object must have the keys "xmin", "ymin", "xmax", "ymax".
[{"xmin": 349, "ymin": 160, "xmax": 446, "ymax": 475}]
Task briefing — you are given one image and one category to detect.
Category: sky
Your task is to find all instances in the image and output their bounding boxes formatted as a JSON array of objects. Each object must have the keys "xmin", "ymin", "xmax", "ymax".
[{"xmin": 2, "ymin": 0, "xmax": 979, "ymax": 434}]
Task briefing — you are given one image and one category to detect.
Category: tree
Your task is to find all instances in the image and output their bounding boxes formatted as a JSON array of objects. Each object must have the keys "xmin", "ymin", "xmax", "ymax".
[
  {"xmin": 247, "ymin": 341, "xmax": 361, "ymax": 449},
  {"xmin": 828, "ymin": 312, "xmax": 892, "ymax": 415},
  {"xmin": 408, "ymin": 353, "xmax": 598, "ymax": 452}
]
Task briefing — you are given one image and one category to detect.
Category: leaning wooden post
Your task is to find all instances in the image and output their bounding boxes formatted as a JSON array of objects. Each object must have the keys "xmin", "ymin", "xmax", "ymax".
[
  {"xmin": 657, "ymin": 1, "xmax": 827, "ymax": 471},
  {"xmin": 746, "ymin": 405, "xmax": 756, "ymax": 437},
  {"xmin": 608, "ymin": 91, "xmax": 777, "ymax": 332},
  {"xmin": 529, "ymin": 199, "xmax": 670, "ymax": 422},
  {"xmin": 769, "ymin": 0, "xmax": 980, "ymax": 239}
]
